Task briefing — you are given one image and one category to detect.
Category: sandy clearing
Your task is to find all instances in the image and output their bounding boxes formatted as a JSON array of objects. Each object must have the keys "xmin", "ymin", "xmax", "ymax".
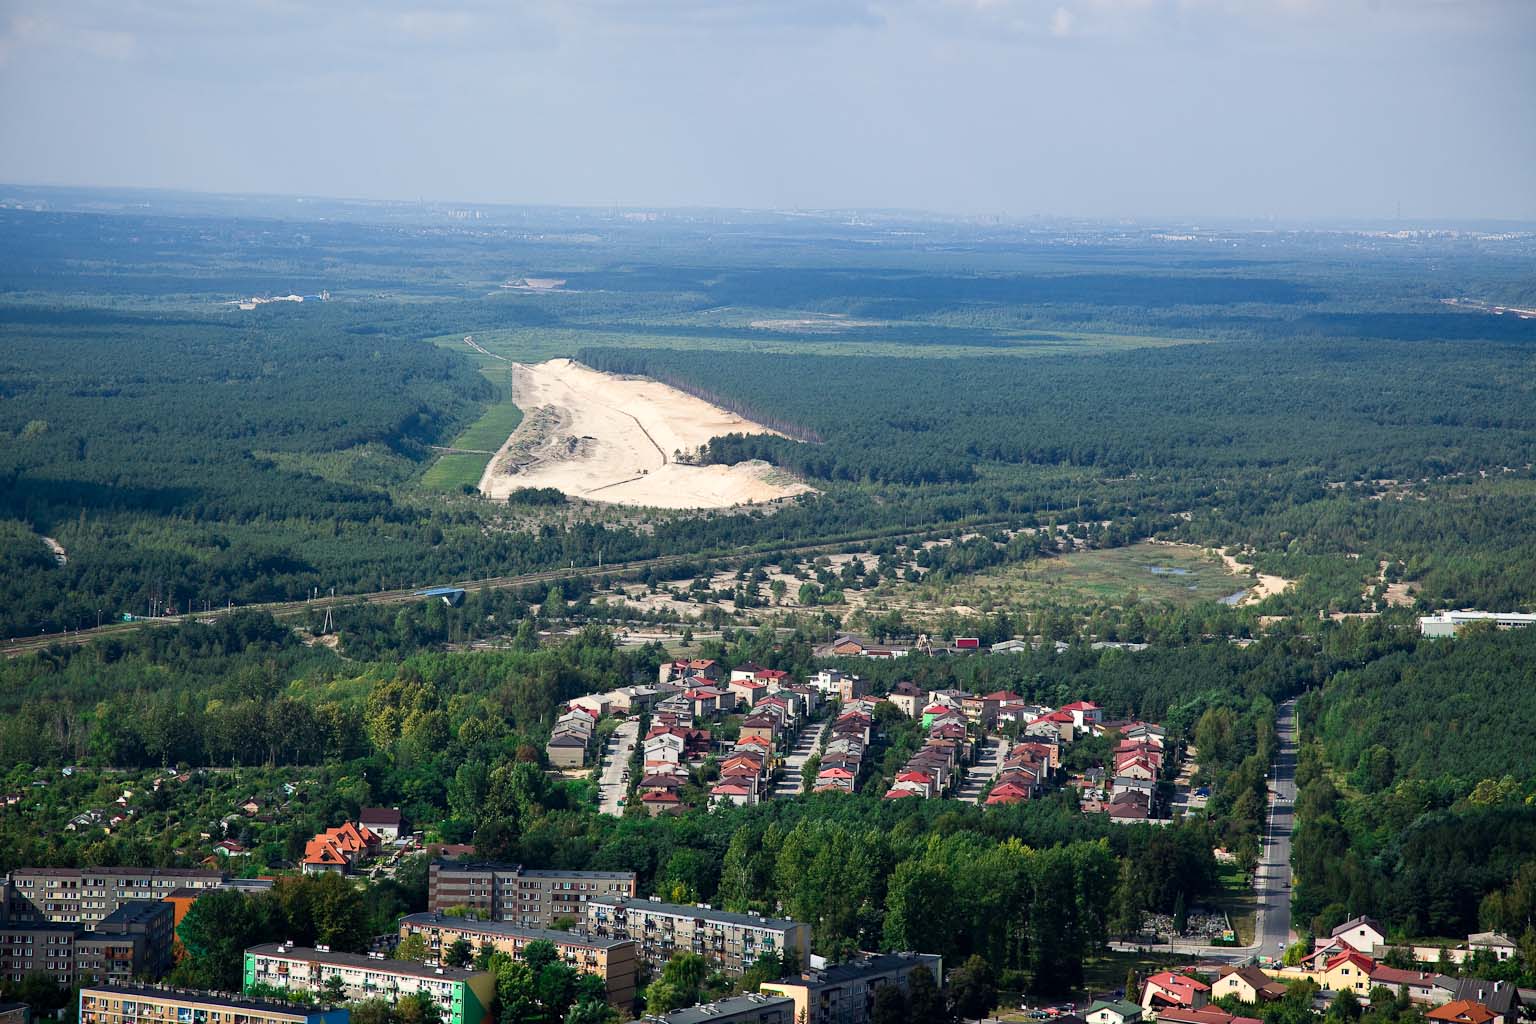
[
  {"xmin": 1218, "ymin": 548, "xmax": 1293, "ymax": 604},
  {"xmin": 477, "ymin": 359, "xmax": 813, "ymax": 509}
]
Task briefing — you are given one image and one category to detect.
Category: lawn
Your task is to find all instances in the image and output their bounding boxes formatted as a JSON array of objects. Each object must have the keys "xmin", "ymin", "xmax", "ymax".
[{"xmin": 419, "ymin": 363, "xmax": 523, "ymax": 492}]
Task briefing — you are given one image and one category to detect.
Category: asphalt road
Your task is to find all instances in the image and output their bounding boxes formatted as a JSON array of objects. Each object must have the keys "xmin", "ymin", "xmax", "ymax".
[
  {"xmin": 597, "ymin": 718, "xmax": 638, "ymax": 816},
  {"xmin": 775, "ymin": 718, "xmax": 829, "ymax": 798},
  {"xmin": 1255, "ymin": 697, "xmax": 1298, "ymax": 956},
  {"xmin": 1110, "ymin": 696, "xmax": 1297, "ymax": 960},
  {"xmin": 957, "ymin": 735, "xmax": 1006, "ymax": 803}
]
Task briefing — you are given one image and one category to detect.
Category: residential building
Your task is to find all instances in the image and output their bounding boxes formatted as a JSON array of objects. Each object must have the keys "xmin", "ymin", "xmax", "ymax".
[
  {"xmin": 79, "ymin": 986, "xmax": 345, "ymax": 1024},
  {"xmin": 1213, "ymin": 967, "xmax": 1286, "ymax": 1004},
  {"xmin": 1155, "ymin": 1008, "xmax": 1261, "ymax": 1024},
  {"xmin": 962, "ymin": 691, "xmax": 1020, "ymax": 730},
  {"xmin": 1142, "ymin": 972, "xmax": 1210, "ymax": 1012},
  {"xmin": 400, "ymin": 912, "xmax": 637, "ymax": 1007},
  {"xmin": 0, "ymin": 1003, "xmax": 27, "ymax": 1024},
  {"xmin": 0, "ymin": 898, "xmax": 174, "ymax": 985},
  {"xmin": 244, "ymin": 945, "xmax": 492, "ymax": 1024},
  {"xmin": 627, "ymin": 993, "xmax": 794, "ymax": 1024},
  {"xmin": 1366, "ymin": 967, "xmax": 1439, "ymax": 1003},
  {"xmin": 585, "ymin": 896, "xmax": 809, "ymax": 975},
  {"xmin": 302, "ymin": 823, "xmax": 379, "ymax": 876},
  {"xmin": 1331, "ymin": 916, "xmax": 1387, "ymax": 956},
  {"xmin": 5, "ymin": 869, "xmax": 222, "ymax": 926},
  {"xmin": 760, "ymin": 952, "xmax": 942, "ymax": 1024},
  {"xmin": 1465, "ymin": 933, "xmax": 1518, "ymax": 961},
  {"xmin": 1319, "ymin": 952, "xmax": 1376, "ymax": 995},
  {"xmin": 885, "ymin": 682, "xmax": 926, "ymax": 719},
  {"xmin": 545, "ymin": 733, "xmax": 589, "ymax": 769},
  {"xmin": 1085, "ymin": 1000, "xmax": 1144, "ymax": 1024},
  {"xmin": 358, "ymin": 809, "xmax": 407, "ymax": 842},
  {"xmin": 427, "ymin": 861, "xmax": 637, "ymax": 928},
  {"xmin": 1426, "ymin": 1003, "xmax": 1499, "ymax": 1024},
  {"xmin": 1432, "ymin": 978, "xmax": 1521, "ymax": 1024}
]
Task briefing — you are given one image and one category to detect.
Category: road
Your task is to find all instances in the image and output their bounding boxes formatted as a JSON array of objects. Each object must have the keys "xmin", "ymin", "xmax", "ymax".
[
  {"xmin": 597, "ymin": 719, "xmax": 638, "ymax": 816},
  {"xmin": 956, "ymin": 735, "xmax": 1006, "ymax": 803},
  {"xmin": 1110, "ymin": 697, "xmax": 1297, "ymax": 960},
  {"xmin": 774, "ymin": 719, "xmax": 830, "ymax": 798},
  {"xmin": 3, "ymin": 519, "xmax": 1019, "ymax": 659},
  {"xmin": 1255, "ymin": 697, "xmax": 1297, "ymax": 955}
]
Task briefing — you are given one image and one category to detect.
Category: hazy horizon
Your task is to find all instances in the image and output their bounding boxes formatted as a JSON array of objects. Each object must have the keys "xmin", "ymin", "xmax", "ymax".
[{"xmin": 2, "ymin": 0, "xmax": 1534, "ymax": 222}]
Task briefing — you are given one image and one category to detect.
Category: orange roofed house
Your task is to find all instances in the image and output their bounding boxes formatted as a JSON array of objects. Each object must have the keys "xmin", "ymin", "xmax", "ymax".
[
  {"xmin": 302, "ymin": 821, "xmax": 380, "ymax": 875},
  {"xmin": 1428, "ymin": 1003, "xmax": 1500, "ymax": 1024}
]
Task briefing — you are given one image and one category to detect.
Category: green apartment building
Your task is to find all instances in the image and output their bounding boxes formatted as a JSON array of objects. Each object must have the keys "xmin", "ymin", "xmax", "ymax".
[{"xmin": 243, "ymin": 945, "xmax": 492, "ymax": 1024}]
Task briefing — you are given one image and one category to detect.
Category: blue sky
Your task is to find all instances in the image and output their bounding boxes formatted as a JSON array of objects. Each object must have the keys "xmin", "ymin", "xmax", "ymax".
[{"xmin": 1, "ymin": 0, "xmax": 1532, "ymax": 220}]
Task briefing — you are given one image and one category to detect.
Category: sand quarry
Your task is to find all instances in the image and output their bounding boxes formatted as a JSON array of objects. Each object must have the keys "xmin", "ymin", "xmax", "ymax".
[{"xmin": 478, "ymin": 359, "xmax": 813, "ymax": 509}]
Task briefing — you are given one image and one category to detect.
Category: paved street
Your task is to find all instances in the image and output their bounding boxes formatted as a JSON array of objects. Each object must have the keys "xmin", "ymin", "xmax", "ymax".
[
  {"xmin": 1256, "ymin": 697, "xmax": 1297, "ymax": 955},
  {"xmin": 1110, "ymin": 697, "xmax": 1297, "ymax": 959},
  {"xmin": 774, "ymin": 718, "xmax": 829, "ymax": 797},
  {"xmin": 597, "ymin": 718, "xmax": 638, "ymax": 816},
  {"xmin": 957, "ymin": 735, "xmax": 1006, "ymax": 803}
]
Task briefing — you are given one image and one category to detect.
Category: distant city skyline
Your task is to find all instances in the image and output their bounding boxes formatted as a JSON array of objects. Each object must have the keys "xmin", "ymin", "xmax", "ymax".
[{"xmin": 1, "ymin": 0, "xmax": 1533, "ymax": 221}]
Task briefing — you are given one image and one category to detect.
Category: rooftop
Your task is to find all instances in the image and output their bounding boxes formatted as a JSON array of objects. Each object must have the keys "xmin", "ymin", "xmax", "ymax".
[
  {"xmin": 588, "ymin": 895, "xmax": 803, "ymax": 932},
  {"xmin": 80, "ymin": 984, "xmax": 338, "ymax": 1017},
  {"xmin": 431, "ymin": 860, "xmax": 635, "ymax": 880},
  {"xmin": 649, "ymin": 993, "xmax": 794, "ymax": 1024},
  {"xmin": 771, "ymin": 952, "xmax": 940, "ymax": 990},
  {"xmin": 399, "ymin": 913, "xmax": 630, "ymax": 949},
  {"xmin": 247, "ymin": 944, "xmax": 484, "ymax": 981}
]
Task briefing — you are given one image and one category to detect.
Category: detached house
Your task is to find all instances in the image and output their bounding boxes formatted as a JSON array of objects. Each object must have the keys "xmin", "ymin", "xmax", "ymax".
[
  {"xmin": 302, "ymin": 821, "xmax": 379, "ymax": 875},
  {"xmin": 1214, "ymin": 966, "xmax": 1287, "ymax": 1004},
  {"xmin": 1330, "ymin": 916, "xmax": 1387, "ymax": 955},
  {"xmin": 1319, "ymin": 952, "xmax": 1376, "ymax": 995},
  {"xmin": 1141, "ymin": 972, "xmax": 1209, "ymax": 1012}
]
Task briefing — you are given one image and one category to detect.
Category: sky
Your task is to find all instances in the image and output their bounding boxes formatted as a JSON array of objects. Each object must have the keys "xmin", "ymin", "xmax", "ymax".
[{"xmin": 1, "ymin": 0, "xmax": 1533, "ymax": 222}]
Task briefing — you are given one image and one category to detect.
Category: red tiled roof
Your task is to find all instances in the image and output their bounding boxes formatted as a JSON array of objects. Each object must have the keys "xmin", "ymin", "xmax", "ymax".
[{"xmin": 1426, "ymin": 1002, "xmax": 1497, "ymax": 1024}]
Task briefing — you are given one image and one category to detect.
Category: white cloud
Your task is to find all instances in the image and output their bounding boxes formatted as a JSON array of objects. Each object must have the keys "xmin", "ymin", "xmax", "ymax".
[{"xmin": 1050, "ymin": 5, "xmax": 1075, "ymax": 34}]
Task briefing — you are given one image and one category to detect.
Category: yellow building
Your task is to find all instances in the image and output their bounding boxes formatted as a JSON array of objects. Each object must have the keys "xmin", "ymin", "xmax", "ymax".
[{"xmin": 79, "ymin": 986, "xmax": 346, "ymax": 1024}]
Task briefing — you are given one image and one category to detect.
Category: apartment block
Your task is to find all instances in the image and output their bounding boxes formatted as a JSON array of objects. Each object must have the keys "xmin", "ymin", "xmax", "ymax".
[
  {"xmin": 626, "ymin": 993, "xmax": 795, "ymax": 1024},
  {"xmin": 243, "ymin": 945, "xmax": 492, "ymax": 1024},
  {"xmin": 398, "ymin": 913, "xmax": 638, "ymax": 1009},
  {"xmin": 0, "ymin": 897, "xmax": 173, "ymax": 985},
  {"xmin": 760, "ymin": 953, "xmax": 943, "ymax": 1024},
  {"xmin": 427, "ymin": 861, "xmax": 636, "ymax": 929},
  {"xmin": 6, "ymin": 869, "xmax": 223, "ymax": 926},
  {"xmin": 585, "ymin": 896, "xmax": 809, "ymax": 975},
  {"xmin": 79, "ymin": 986, "xmax": 346, "ymax": 1024}
]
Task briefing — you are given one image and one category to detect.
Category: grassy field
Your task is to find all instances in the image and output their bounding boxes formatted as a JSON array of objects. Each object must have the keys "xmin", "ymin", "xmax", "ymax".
[
  {"xmin": 419, "ymin": 363, "xmax": 523, "ymax": 492},
  {"xmin": 854, "ymin": 541, "xmax": 1248, "ymax": 626},
  {"xmin": 428, "ymin": 321, "xmax": 1211, "ymax": 364}
]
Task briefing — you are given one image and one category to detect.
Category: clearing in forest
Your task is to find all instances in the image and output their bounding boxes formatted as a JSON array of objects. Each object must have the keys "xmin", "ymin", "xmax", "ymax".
[{"xmin": 477, "ymin": 358, "xmax": 812, "ymax": 509}]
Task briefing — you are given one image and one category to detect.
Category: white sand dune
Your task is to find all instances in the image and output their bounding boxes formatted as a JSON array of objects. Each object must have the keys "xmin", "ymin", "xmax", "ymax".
[{"xmin": 477, "ymin": 359, "xmax": 812, "ymax": 509}]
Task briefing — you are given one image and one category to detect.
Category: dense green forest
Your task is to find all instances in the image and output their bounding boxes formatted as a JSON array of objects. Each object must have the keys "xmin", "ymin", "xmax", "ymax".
[
  {"xmin": 1291, "ymin": 627, "xmax": 1536, "ymax": 940},
  {"xmin": 4, "ymin": 203, "xmax": 1536, "ymax": 636},
  {"xmin": 579, "ymin": 340, "xmax": 1536, "ymax": 485}
]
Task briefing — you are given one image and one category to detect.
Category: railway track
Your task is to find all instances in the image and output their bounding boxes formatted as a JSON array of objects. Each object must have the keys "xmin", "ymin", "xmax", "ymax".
[{"xmin": 2, "ymin": 519, "xmax": 1020, "ymax": 659}]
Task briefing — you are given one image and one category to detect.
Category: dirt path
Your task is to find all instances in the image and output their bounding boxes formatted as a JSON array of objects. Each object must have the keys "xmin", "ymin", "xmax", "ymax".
[{"xmin": 477, "ymin": 359, "xmax": 812, "ymax": 509}]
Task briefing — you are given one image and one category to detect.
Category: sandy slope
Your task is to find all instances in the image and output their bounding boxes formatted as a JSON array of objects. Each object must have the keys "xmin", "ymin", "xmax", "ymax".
[{"xmin": 477, "ymin": 359, "xmax": 812, "ymax": 509}]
